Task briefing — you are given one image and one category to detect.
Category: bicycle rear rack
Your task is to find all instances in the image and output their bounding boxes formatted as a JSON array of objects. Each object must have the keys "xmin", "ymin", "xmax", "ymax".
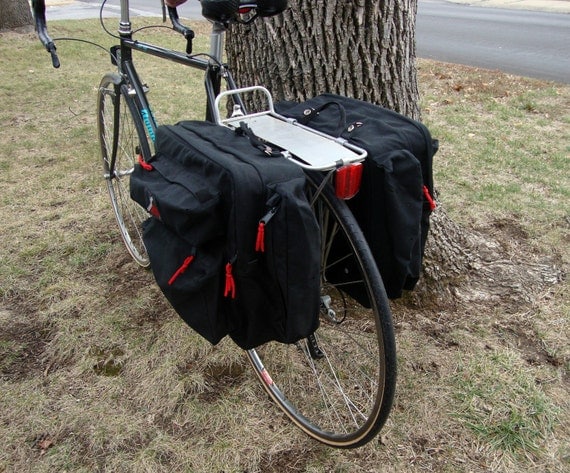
[{"xmin": 214, "ymin": 86, "xmax": 367, "ymax": 171}]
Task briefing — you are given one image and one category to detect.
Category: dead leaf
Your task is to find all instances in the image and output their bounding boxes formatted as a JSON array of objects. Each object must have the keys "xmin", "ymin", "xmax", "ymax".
[{"xmin": 38, "ymin": 438, "xmax": 54, "ymax": 455}]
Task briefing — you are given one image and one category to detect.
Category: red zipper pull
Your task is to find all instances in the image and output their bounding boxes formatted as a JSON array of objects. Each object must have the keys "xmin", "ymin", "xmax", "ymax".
[
  {"xmin": 146, "ymin": 195, "xmax": 161, "ymax": 219},
  {"xmin": 168, "ymin": 254, "xmax": 194, "ymax": 286},
  {"xmin": 255, "ymin": 203, "xmax": 279, "ymax": 253},
  {"xmin": 423, "ymin": 185, "xmax": 437, "ymax": 211},
  {"xmin": 255, "ymin": 222, "xmax": 265, "ymax": 252},
  {"xmin": 224, "ymin": 262, "xmax": 236, "ymax": 299},
  {"xmin": 137, "ymin": 154, "xmax": 153, "ymax": 171}
]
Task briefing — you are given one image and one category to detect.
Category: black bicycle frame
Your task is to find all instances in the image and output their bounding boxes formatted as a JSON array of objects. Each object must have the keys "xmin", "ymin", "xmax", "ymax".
[
  {"xmin": 118, "ymin": 40, "xmax": 238, "ymax": 127},
  {"xmin": 114, "ymin": 0, "xmax": 245, "ymax": 132},
  {"xmin": 32, "ymin": 0, "xmax": 245, "ymax": 129}
]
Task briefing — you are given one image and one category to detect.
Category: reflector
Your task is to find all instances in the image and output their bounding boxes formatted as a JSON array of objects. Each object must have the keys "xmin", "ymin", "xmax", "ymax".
[{"xmin": 335, "ymin": 163, "xmax": 363, "ymax": 200}]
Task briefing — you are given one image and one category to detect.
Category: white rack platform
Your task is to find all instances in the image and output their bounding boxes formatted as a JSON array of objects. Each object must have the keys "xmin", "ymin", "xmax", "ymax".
[{"xmin": 214, "ymin": 87, "xmax": 367, "ymax": 171}]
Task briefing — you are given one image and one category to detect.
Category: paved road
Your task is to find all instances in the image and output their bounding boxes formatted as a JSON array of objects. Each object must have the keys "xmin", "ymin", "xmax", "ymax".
[
  {"xmin": 45, "ymin": 0, "xmax": 202, "ymax": 20},
  {"xmin": 46, "ymin": 0, "xmax": 570, "ymax": 83},
  {"xmin": 417, "ymin": 0, "xmax": 570, "ymax": 83}
]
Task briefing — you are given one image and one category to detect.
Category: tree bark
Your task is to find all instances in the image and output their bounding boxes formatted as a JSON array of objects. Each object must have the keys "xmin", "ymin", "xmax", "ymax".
[
  {"xmin": 225, "ymin": 0, "xmax": 561, "ymax": 307},
  {"xmin": 0, "ymin": 0, "xmax": 33, "ymax": 30},
  {"xmin": 226, "ymin": 0, "xmax": 420, "ymax": 119}
]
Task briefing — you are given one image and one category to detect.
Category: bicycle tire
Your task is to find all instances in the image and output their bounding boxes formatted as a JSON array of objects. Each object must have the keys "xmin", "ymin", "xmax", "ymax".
[
  {"xmin": 247, "ymin": 172, "xmax": 397, "ymax": 448},
  {"xmin": 97, "ymin": 74, "xmax": 151, "ymax": 267}
]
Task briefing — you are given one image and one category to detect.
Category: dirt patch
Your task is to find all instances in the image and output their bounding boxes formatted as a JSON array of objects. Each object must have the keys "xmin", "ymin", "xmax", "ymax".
[
  {"xmin": 494, "ymin": 322, "xmax": 564, "ymax": 368},
  {"xmin": 257, "ymin": 445, "xmax": 313, "ymax": 473},
  {"xmin": 489, "ymin": 216, "xmax": 530, "ymax": 242},
  {"xmin": 421, "ymin": 210, "xmax": 565, "ymax": 309},
  {"xmin": 467, "ymin": 220, "xmax": 564, "ymax": 302},
  {"xmin": 0, "ymin": 308, "xmax": 53, "ymax": 380},
  {"xmin": 196, "ymin": 361, "xmax": 247, "ymax": 402}
]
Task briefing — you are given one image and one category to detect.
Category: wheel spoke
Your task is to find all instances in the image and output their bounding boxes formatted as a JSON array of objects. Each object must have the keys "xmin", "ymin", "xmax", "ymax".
[
  {"xmin": 247, "ymin": 173, "xmax": 396, "ymax": 448},
  {"xmin": 97, "ymin": 77, "xmax": 150, "ymax": 267}
]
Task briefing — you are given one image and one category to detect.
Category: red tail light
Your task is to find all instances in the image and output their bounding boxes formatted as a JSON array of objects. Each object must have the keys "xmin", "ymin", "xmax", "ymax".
[{"xmin": 335, "ymin": 163, "xmax": 363, "ymax": 200}]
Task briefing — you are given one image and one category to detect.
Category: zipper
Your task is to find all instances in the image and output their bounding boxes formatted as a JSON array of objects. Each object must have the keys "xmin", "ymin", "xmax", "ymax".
[{"xmin": 256, "ymin": 194, "xmax": 282, "ymax": 253}]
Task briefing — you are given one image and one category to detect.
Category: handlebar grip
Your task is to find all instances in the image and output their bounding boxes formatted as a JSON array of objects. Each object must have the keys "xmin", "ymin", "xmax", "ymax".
[{"xmin": 48, "ymin": 43, "xmax": 61, "ymax": 69}]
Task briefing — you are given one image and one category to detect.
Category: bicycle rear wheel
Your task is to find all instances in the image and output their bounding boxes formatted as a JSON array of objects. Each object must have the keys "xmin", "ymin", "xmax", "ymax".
[
  {"xmin": 247, "ymin": 173, "xmax": 397, "ymax": 448},
  {"xmin": 97, "ymin": 74, "xmax": 151, "ymax": 267}
]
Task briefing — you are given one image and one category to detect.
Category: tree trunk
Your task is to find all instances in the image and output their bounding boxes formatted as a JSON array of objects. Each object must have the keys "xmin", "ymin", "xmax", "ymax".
[
  {"xmin": 226, "ymin": 0, "xmax": 420, "ymax": 119},
  {"xmin": 225, "ymin": 0, "xmax": 561, "ymax": 308},
  {"xmin": 0, "ymin": 0, "xmax": 33, "ymax": 30}
]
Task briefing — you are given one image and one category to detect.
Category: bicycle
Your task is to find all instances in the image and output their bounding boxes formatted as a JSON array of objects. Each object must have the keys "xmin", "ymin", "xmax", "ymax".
[{"xmin": 32, "ymin": 0, "xmax": 397, "ymax": 448}]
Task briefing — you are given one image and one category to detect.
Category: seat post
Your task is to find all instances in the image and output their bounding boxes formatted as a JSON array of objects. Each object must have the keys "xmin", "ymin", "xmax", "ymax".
[
  {"xmin": 119, "ymin": 0, "xmax": 132, "ymax": 35},
  {"xmin": 209, "ymin": 22, "xmax": 226, "ymax": 63}
]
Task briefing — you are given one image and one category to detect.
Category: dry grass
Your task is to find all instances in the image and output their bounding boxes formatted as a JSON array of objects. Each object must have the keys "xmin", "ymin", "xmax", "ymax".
[{"xmin": 0, "ymin": 18, "xmax": 568, "ymax": 472}]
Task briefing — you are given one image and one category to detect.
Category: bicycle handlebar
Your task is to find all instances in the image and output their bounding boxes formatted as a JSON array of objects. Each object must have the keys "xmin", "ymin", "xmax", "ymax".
[
  {"xmin": 30, "ymin": 0, "xmax": 198, "ymax": 66},
  {"xmin": 32, "ymin": 0, "xmax": 60, "ymax": 68},
  {"xmin": 30, "ymin": 0, "xmax": 286, "ymax": 68},
  {"xmin": 166, "ymin": 5, "xmax": 195, "ymax": 54}
]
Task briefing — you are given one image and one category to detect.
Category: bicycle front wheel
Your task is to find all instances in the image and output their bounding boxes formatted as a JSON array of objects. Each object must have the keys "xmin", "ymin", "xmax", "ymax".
[
  {"xmin": 247, "ymin": 173, "xmax": 397, "ymax": 448},
  {"xmin": 97, "ymin": 74, "xmax": 151, "ymax": 267}
]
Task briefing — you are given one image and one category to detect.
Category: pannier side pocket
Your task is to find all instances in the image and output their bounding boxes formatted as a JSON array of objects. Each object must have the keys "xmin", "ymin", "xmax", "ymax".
[
  {"xmin": 131, "ymin": 153, "xmax": 224, "ymax": 244},
  {"xmin": 142, "ymin": 217, "xmax": 228, "ymax": 345},
  {"xmin": 260, "ymin": 179, "xmax": 321, "ymax": 343},
  {"xmin": 349, "ymin": 149, "xmax": 423, "ymax": 298},
  {"xmin": 227, "ymin": 259, "xmax": 287, "ymax": 350}
]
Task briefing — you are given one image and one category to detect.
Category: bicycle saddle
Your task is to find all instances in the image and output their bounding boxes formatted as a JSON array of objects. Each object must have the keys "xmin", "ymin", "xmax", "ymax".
[{"xmin": 200, "ymin": 0, "xmax": 288, "ymax": 23}]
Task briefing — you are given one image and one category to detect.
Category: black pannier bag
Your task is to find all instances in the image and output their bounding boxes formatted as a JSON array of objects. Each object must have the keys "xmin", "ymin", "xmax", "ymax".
[
  {"xmin": 275, "ymin": 94, "xmax": 438, "ymax": 300},
  {"xmin": 130, "ymin": 121, "xmax": 320, "ymax": 349}
]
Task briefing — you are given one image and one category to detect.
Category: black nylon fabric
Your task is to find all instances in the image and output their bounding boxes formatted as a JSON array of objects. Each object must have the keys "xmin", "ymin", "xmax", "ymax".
[
  {"xmin": 276, "ymin": 94, "xmax": 437, "ymax": 299},
  {"xmin": 131, "ymin": 120, "xmax": 320, "ymax": 349},
  {"xmin": 142, "ymin": 217, "xmax": 227, "ymax": 344},
  {"xmin": 130, "ymin": 151, "xmax": 224, "ymax": 244}
]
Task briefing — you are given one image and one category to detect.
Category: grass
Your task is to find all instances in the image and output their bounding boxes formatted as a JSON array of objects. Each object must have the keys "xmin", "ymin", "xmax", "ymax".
[
  {"xmin": 419, "ymin": 63, "xmax": 570, "ymax": 232},
  {"xmin": 1, "ymin": 17, "xmax": 569, "ymax": 472},
  {"xmin": 451, "ymin": 348, "xmax": 559, "ymax": 458}
]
